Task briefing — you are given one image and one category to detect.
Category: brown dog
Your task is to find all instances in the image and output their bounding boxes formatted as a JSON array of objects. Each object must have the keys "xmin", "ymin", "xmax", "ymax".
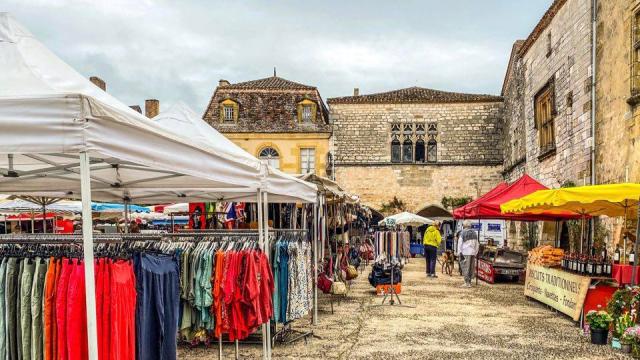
[{"xmin": 441, "ymin": 250, "xmax": 455, "ymax": 276}]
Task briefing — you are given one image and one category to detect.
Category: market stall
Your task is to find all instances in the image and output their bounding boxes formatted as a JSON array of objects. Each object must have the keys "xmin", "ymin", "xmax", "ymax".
[
  {"xmin": 454, "ymin": 174, "xmax": 580, "ymax": 284},
  {"xmin": 501, "ymin": 183, "xmax": 640, "ymax": 323},
  {"xmin": 0, "ymin": 13, "xmax": 319, "ymax": 360}
]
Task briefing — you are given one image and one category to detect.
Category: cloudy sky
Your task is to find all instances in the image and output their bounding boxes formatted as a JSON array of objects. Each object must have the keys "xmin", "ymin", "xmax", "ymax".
[{"xmin": 5, "ymin": 0, "xmax": 553, "ymax": 113}]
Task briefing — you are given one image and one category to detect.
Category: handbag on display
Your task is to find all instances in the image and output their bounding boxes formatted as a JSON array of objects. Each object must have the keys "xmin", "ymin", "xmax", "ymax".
[
  {"xmin": 331, "ymin": 281, "xmax": 347, "ymax": 295},
  {"xmin": 317, "ymin": 272, "xmax": 333, "ymax": 294},
  {"xmin": 346, "ymin": 264, "xmax": 359, "ymax": 280}
]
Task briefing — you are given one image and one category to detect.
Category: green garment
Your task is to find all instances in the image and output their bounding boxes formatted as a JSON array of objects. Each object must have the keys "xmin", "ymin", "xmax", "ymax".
[
  {"xmin": 20, "ymin": 259, "xmax": 36, "ymax": 360},
  {"xmin": 31, "ymin": 258, "xmax": 48, "ymax": 360},
  {"xmin": 5, "ymin": 258, "xmax": 19, "ymax": 360},
  {"xmin": 423, "ymin": 225, "xmax": 442, "ymax": 247},
  {"xmin": 0, "ymin": 258, "xmax": 8, "ymax": 360}
]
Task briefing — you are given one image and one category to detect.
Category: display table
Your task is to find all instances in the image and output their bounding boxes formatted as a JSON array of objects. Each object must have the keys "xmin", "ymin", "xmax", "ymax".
[{"xmin": 612, "ymin": 264, "xmax": 640, "ymax": 285}]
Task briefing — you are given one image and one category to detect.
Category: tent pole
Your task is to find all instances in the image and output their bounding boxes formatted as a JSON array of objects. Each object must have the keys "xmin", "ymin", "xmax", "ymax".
[
  {"xmin": 313, "ymin": 200, "xmax": 319, "ymax": 326},
  {"xmin": 262, "ymin": 191, "xmax": 272, "ymax": 360},
  {"xmin": 632, "ymin": 197, "xmax": 640, "ymax": 284},
  {"xmin": 80, "ymin": 152, "xmax": 99, "ymax": 360},
  {"xmin": 170, "ymin": 213, "xmax": 175, "ymax": 232},
  {"xmin": 257, "ymin": 191, "xmax": 268, "ymax": 360},
  {"xmin": 42, "ymin": 204, "xmax": 47, "ymax": 233},
  {"xmin": 124, "ymin": 200, "xmax": 130, "ymax": 234},
  {"xmin": 476, "ymin": 219, "xmax": 480, "ymax": 286},
  {"xmin": 31, "ymin": 210, "xmax": 34, "ymax": 234}
]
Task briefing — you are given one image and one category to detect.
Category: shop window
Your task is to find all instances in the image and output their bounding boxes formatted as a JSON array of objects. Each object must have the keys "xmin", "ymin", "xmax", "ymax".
[
  {"xmin": 402, "ymin": 139, "xmax": 413, "ymax": 163},
  {"xmin": 427, "ymin": 139, "xmax": 437, "ymax": 163},
  {"xmin": 391, "ymin": 139, "xmax": 401, "ymax": 163},
  {"xmin": 632, "ymin": 9, "xmax": 640, "ymax": 96},
  {"xmin": 259, "ymin": 147, "xmax": 280, "ymax": 169},
  {"xmin": 300, "ymin": 148, "xmax": 316, "ymax": 174},
  {"xmin": 534, "ymin": 79, "xmax": 556, "ymax": 156},
  {"xmin": 415, "ymin": 140, "xmax": 425, "ymax": 163}
]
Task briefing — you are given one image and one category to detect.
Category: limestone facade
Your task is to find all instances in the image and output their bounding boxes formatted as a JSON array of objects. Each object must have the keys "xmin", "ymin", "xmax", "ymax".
[
  {"xmin": 329, "ymin": 91, "xmax": 504, "ymax": 212},
  {"xmin": 502, "ymin": 0, "xmax": 594, "ymax": 188},
  {"xmin": 595, "ymin": 0, "xmax": 640, "ymax": 184}
]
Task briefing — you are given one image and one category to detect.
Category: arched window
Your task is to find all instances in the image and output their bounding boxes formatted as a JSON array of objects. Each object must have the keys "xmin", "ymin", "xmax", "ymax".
[
  {"xmin": 415, "ymin": 139, "xmax": 425, "ymax": 163},
  {"xmin": 391, "ymin": 139, "xmax": 401, "ymax": 163},
  {"xmin": 259, "ymin": 147, "xmax": 280, "ymax": 169},
  {"xmin": 402, "ymin": 139, "xmax": 413, "ymax": 163},
  {"xmin": 427, "ymin": 139, "xmax": 437, "ymax": 163}
]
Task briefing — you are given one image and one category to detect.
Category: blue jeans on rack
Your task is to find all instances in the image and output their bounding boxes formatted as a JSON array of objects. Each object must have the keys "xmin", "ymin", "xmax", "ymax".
[
  {"xmin": 424, "ymin": 245, "xmax": 437, "ymax": 275},
  {"xmin": 135, "ymin": 253, "xmax": 180, "ymax": 360}
]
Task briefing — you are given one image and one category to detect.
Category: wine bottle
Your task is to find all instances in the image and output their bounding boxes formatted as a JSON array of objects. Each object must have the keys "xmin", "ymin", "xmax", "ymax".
[
  {"xmin": 614, "ymin": 246, "xmax": 621, "ymax": 265},
  {"xmin": 630, "ymin": 248, "xmax": 636, "ymax": 266}
]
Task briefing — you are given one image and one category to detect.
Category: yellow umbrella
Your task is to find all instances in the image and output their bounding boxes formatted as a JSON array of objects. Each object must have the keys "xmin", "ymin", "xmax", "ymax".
[
  {"xmin": 502, "ymin": 183, "xmax": 640, "ymax": 281},
  {"xmin": 501, "ymin": 183, "xmax": 640, "ymax": 217}
]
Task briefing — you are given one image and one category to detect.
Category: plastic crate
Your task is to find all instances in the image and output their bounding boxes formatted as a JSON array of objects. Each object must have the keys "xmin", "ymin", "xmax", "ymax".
[{"xmin": 376, "ymin": 283, "xmax": 401, "ymax": 295}]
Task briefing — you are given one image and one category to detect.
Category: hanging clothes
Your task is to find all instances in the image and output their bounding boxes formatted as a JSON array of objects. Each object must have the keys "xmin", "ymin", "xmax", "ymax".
[{"xmin": 271, "ymin": 235, "xmax": 313, "ymax": 324}]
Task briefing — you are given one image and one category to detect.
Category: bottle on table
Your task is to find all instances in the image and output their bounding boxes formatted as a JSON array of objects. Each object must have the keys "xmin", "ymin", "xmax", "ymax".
[
  {"xmin": 614, "ymin": 245, "xmax": 621, "ymax": 265},
  {"xmin": 630, "ymin": 248, "xmax": 636, "ymax": 266}
]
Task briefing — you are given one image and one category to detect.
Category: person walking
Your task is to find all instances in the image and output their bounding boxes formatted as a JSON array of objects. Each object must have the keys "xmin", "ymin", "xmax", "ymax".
[
  {"xmin": 423, "ymin": 221, "xmax": 442, "ymax": 278},
  {"xmin": 456, "ymin": 220, "xmax": 480, "ymax": 287}
]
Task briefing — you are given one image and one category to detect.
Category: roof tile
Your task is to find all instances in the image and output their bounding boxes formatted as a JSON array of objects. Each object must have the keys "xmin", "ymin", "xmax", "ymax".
[{"xmin": 327, "ymin": 86, "xmax": 502, "ymax": 104}]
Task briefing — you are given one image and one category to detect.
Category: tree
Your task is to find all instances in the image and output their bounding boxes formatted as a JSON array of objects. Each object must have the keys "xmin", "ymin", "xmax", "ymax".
[
  {"xmin": 379, "ymin": 196, "xmax": 406, "ymax": 216},
  {"xmin": 441, "ymin": 196, "xmax": 472, "ymax": 210}
]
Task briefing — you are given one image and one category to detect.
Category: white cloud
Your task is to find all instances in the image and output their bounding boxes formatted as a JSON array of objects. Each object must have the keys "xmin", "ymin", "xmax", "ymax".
[{"xmin": 4, "ymin": 0, "xmax": 554, "ymax": 112}]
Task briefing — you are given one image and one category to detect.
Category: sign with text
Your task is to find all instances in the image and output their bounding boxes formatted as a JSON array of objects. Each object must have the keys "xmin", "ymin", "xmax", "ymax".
[
  {"xmin": 524, "ymin": 263, "xmax": 591, "ymax": 321},
  {"xmin": 477, "ymin": 259, "xmax": 495, "ymax": 284}
]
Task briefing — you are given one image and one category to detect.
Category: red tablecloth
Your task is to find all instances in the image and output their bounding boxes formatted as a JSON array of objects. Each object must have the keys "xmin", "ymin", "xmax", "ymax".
[{"xmin": 612, "ymin": 264, "xmax": 640, "ymax": 285}]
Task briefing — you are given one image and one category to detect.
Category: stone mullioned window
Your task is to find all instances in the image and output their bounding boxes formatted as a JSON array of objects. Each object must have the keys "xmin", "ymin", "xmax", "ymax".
[{"xmin": 390, "ymin": 122, "xmax": 437, "ymax": 163}]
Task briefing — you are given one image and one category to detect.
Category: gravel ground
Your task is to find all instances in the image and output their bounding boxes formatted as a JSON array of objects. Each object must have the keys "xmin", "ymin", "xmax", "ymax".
[{"xmin": 179, "ymin": 259, "xmax": 627, "ymax": 360}]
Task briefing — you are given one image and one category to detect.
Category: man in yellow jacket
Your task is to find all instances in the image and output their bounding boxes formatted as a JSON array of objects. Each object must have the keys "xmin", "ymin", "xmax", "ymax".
[{"xmin": 423, "ymin": 222, "xmax": 442, "ymax": 277}]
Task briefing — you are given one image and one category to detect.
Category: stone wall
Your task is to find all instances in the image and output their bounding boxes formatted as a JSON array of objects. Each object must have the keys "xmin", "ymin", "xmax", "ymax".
[
  {"xmin": 503, "ymin": 0, "xmax": 593, "ymax": 188},
  {"xmin": 335, "ymin": 164, "xmax": 503, "ymax": 213},
  {"xmin": 595, "ymin": 0, "xmax": 640, "ymax": 184},
  {"xmin": 330, "ymin": 102, "xmax": 503, "ymax": 164}
]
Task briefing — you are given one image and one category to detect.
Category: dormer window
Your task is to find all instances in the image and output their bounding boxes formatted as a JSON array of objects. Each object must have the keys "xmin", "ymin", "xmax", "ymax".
[
  {"xmin": 219, "ymin": 99, "xmax": 238, "ymax": 122},
  {"xmin": 223, "ymin": 105, "xmax": 234, "ymax": 122},
  {"xmin": 302, "ymin": 105, "xmax": 312, "ymax": 122},
  {"xmin": 297, "ymin": 99, "xmax": 317, "ymax": 123}
]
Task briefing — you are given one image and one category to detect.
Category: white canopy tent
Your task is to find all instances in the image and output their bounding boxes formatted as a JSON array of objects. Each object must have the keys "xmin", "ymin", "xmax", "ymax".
[
  {"xmin": 153, "ymin": 102, "xmax": 318, "ymax": 203},
  {"xmin": 379, "ymin": 211, "xmax": 434, "ymax": 227},
  {"xmin": 0, "ymin": 13, "xmax": 297, "ymax": 359}
]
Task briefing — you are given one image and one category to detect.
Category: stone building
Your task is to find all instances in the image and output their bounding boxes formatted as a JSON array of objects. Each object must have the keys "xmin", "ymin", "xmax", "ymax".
[
  {"xmin": 501, "ymin": 0, "xmax": 594, "ymax": 188},
  {"xmin": 203, "ymin": 76, "xmax": 332, "ymax": 176},
  {"xmin": 595, "ymin": 0, "xmax": 640, "ymax": 185},
  {"xmin": 328, "ymin": 87, "xmax": 504, "ymax": 213}
]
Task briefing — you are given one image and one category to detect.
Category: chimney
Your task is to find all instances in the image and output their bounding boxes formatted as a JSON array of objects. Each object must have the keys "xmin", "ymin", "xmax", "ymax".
[
  {"xmin": 353, "ymin": 88, "xmax": 359, "ymax": 96},
  {"xmin": 219, "ymin": 79, "xmax": 230, "ymax": 87},
  {"xmin": 90, "ymin": 76, "xmax": 106, "ymax": 91},
  {"xmin": 129, "ymin": 105, "xmax": 142, "ymax": 114},
  {"xmin": 145, "ymin": 99, "xmax": 159, "ymax": 118}
]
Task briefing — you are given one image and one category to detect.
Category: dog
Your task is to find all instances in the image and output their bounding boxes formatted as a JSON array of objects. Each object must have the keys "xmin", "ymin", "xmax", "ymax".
[{"xmin": 441, "ymin": 250, "xmax": 455, "ymax": 276}]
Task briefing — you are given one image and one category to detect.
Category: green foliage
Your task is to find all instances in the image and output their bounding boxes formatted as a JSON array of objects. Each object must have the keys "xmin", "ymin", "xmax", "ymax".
[
  {"xmin": 441, "ymin": 196, "xmax": 472, "ymax": 210},
  {"xmin": 586, "ymin": 310, "xmax": 613, "ymax": 330},
  {"xmin": 616, "ymin": 312, "xmax": 636, "ymax": 341},
  {"xmin": 379, "ymin": 196, "xmax": 406, "ymax": 215},
  {"xmin": 607, "ymin": 288, "xmax": 633, "ymax": 321},
  {"xmin": 561, "ymin": 180, "xmax": 577, "ymax": 188}
]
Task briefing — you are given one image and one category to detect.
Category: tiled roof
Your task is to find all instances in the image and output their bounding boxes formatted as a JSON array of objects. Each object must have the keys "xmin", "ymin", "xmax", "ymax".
[
  {"xmin": 327, "ymin": 86, "xmax": 502, "ymax": 104},
  {"xmin": 518, "ymin": 0, "xmax": 567, "ymax": 58},
  {"xmin": 222, "ymin": 76, "xmax": 316, "ymax": 90}
]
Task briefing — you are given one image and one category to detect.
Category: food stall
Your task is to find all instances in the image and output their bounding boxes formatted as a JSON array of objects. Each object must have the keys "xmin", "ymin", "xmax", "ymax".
[{"xmin": 501, "ymin": 183, "xmax": 640, "ymax": 322}]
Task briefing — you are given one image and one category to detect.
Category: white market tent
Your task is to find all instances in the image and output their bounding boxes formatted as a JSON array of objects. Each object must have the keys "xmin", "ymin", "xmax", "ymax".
[
  {"xmin": 163, "ymin": 202, "xmax": 189, "ymax": 214},
  {"xmin": 153, "ymin": 102, "xmax": 318, "ymax": 203},
  {"xmin": 0, "ymin": 13, "xmax": 306, "ymax": 359},
  {"xmin": 379, "ymin": 211, "xmax": 434, "ymax": 227}
]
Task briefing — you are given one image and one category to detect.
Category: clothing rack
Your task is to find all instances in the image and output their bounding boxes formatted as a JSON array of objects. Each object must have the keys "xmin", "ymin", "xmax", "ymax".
[{"xmin": 269, "ymin": 229, "xmax": 314, "ymax": 346}]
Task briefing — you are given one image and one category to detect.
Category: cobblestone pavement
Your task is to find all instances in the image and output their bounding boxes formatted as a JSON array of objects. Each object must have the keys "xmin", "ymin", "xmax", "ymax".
[{"xmin": 179, "ymin": 259, "xmax": 626, "ymax": 360}]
